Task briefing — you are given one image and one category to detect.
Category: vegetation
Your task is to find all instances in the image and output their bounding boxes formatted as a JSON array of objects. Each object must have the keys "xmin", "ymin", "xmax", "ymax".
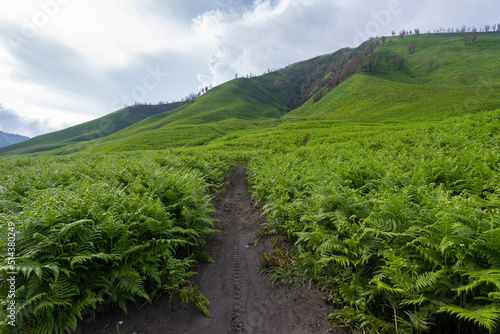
[
  {"xmin": 248, "ymin": 110, "xmax": 500, "ymax": 333},
  {"xmin": 0, "ymin": 103, "xmax": 183, "ymax": 157},
  {"xmin": 1, "ymin": 32, "xmax": 500, "ymax": 333},
  {"xmin": 0, "ymin": 151, "xmax": 231, "ymax": 332}
]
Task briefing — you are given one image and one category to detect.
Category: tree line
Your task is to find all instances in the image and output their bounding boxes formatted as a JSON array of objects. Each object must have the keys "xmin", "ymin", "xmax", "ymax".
[{"xmin": 392, "ymin": 22, "xmax": 500, "ymax": 37}]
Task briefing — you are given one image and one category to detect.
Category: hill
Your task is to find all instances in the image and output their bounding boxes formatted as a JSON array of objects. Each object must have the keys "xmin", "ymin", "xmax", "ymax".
[
  {"xmin": 0, "ymin": 131, "xmax": 29, "ymax": 148},
  {"xmin": 1, "ymin": 32, "xmax": 500, "ymax": 156},
  {"xmin": 0, "ymin": 102, "xmax": 182, "ymax": 156},
  {"xmin": 287, "ymin": 32, "xmax": 500, "ymax": 122}
]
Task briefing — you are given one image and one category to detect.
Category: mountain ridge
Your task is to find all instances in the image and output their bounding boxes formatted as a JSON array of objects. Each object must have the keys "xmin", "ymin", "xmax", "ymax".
[{"xmin": 0, "ymin": 131, "xmax": 29, "ymax": 148}]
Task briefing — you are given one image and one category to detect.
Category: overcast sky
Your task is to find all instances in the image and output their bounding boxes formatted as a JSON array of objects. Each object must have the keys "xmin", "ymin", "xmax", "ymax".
[{"xmin": 0, "ymin": 0, "xmax": 498, "ymax": 137}]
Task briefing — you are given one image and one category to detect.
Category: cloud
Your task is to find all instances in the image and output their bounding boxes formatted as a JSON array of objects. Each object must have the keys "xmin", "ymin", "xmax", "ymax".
[
  {"xmin": 193, "ymin": 0, "xmax": 345, "ymax": 87},
  {"xmin": 0, "ymin": 104, "xmax": 63, "ymax": 137}
]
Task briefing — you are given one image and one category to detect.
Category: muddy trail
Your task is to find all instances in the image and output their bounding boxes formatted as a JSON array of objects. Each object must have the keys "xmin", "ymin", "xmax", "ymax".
[{"xmin": 78, "ymin": 166, "xmax": 341, "ymax": 334}]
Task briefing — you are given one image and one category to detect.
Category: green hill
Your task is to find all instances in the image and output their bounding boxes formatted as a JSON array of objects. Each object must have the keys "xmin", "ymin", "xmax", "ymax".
[
  {"xmin": 0, "ymin": 102, "xmax": 182, "ymax": 156},
  {"xmin": 1, "ymin": 32, "xmax": 500, "ymax": 156},
  {"xmin": 286, "ymin": 32, "xmax": 500, "ymax": 119}
]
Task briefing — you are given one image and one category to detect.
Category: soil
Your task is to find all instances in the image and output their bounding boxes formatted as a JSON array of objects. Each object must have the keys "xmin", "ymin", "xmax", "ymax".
[{"xmin": 76, "ymin": 166, "xmax": 345, "ymax": 334}]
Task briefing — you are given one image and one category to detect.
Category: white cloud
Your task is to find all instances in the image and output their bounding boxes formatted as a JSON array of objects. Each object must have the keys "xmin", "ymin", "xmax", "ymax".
[
  {"xmin": 0, "ymin": 104, "xmax": 67, "ymax": 137},
  {"xmin": 193, "ymin": 0, "xmax": 343, "ymax": 86}
]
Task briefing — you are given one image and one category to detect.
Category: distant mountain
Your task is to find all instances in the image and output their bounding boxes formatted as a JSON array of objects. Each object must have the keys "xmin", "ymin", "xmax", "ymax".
[{"xmin": 0, "ymin": 131, "xmax": 29, "ymax": 148}]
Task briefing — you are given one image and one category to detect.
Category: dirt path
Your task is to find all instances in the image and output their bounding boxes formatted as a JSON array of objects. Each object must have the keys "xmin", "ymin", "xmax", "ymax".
[{"xmin": 78, "ymin": 166, "xmax": 339, "ymax": 334}]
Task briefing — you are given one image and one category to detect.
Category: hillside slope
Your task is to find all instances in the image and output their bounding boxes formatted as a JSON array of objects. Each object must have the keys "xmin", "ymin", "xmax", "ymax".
[
  {"xmin": 286, "ymin": 32, "xmax": 500, "ymax": 122},
  {"xmin": 0, "ymin": 102, "xmax": 182, "ymax": 156},
  {"xmin": 69, "ymin": 46, "xmax": 369, "ymax": 153},
  {"xmin": 1, "ymin": 33, "xmax": 500, "ymax": 156}
]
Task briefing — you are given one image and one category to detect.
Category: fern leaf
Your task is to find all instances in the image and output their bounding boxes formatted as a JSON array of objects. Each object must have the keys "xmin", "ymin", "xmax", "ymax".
[
  {"xmin": 438, "ymin": 304, "xmax": 500, "ymax": 332},
  {"xmin": 415, "ymin": 270, "xmax": 444, "ymax": 291},
  {"xmin": 33, "ymin": 300, "xmax": 54, "ymax": 315},
  {"xmin": 374, "ymin": 279, "xmax": 405, "ymax": 295},
  {"xmin": 70, "ymin": 252, "xmax": 120, "ymax": 269},
  {"xmin": 458, "ymin": 269, "xmax": 500, "ymax": 294},
  {"xmin": 318, "ymin": 255, "xmax": 351, "ymax": 268}
]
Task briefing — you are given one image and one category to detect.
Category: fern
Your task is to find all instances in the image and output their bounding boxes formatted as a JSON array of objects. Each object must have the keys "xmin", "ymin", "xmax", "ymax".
[
  {"xmin": 457, "ymin": 269, "xmax": 500, "ymax": 296},
  {"xmin": 180, "ymin": 284, "xmax": 211, "ymax": 317},
  {"xmin": 438, "ymin": 304, "xmax": 500, "ymax": 332},
  {"xmin": 0, "ymin": 151, "xmax": 227, "ymax": 332}
]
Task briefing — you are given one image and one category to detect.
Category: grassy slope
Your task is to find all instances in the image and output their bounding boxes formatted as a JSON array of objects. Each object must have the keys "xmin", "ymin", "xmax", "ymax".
[
  {"xmin": 74, "ymin": 77, "xmax": 288, "ymax": 152},
  {"xmin": 190, "ymin": 33, "xmax": 499, "ymax": 152},
  {"xmin": 0, "ymin": 103, "xmax": 182, "ymax": 156},
  {"xmin": 2, "ymin": 33, "xmax": 500, "ymax": 156},
  {"xmin": 3, "ymin": 48, "xmax": 358, "ymax": 155},
  {"xmin": 104, "ymin": 32, "xmax": 500, "ymax": 153},
  {"xmin": 286, "ymin": 32, "xmax": 500, "ymax": 122}
]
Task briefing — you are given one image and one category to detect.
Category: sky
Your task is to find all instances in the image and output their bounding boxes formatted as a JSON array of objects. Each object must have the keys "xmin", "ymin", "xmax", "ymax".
[{"xmin": 0, "ymin": 0, "xmax": 499, "ymax": 137}]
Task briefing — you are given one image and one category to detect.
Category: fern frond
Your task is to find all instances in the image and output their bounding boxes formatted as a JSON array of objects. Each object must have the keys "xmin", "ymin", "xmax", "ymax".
[
  {"xmin": 415, "ymin": 270, "xmax": 444, "ymax": 291},
  {"xmin": 400, "ymin": 294, "xmax": 429, "ymax": 306},
  {"xmin": 318, "ymin": 254, "xmax": 352, "ymax": 268},
  {"xmin": 69, "ymin": 252, "xmax": 120, "ymax": 269},
  {"xmin": 374, "ymin": 279, "xmax": 405, "ymax": 295},
  {"xmin": 111, "ymin": 266, "xmax": 150, "ymax": 301},
  {"xmin": 438, "ymin": 304, "xmax": 500, "ymax": 332},
  {"xmin": 458, "ymin": 269, "xmax": 500, "ymax": 294},
  {"xmin": 33, "ymin": 300, "xmax": 54, "ymax": 315}
]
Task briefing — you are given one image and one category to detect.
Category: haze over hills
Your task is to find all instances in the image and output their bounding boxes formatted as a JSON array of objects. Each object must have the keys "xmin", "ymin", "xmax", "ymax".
[
  {"xmin": 1, "ymin": 32, "xmax": 500, "ymax": 157},
  {"xmin": 0, "ymin": 131, "xmax": 29, "ymax": 148}
]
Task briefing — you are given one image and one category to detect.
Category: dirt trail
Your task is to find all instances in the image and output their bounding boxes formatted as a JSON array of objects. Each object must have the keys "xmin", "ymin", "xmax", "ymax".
[{"xmin": 78, "ymin": 166, "xmax": 339, "ymax": 334}]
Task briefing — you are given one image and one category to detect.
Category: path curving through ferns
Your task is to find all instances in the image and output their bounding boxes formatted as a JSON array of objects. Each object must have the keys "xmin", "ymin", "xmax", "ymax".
[{"xmin": 78, "ymin": 165, "xmax": 340, "ymax": 334}]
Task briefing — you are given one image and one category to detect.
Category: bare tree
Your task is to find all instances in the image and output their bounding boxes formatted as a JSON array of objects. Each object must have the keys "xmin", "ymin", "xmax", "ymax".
[
  {"xmin": 485, "ymin": 24, "xmax": 491, "ymax": 32},
  {"xmin": 464, "ymin": 34, "xmax": 473, "ymax": 45},
  {"xmin": 392, "ymin": 30, "xmax": 396, "ymax": 36},
  {"xmin": 428, "ymin": 58, "xmax": 436, "ymax": 72},
  {"xmin": 408, "ymin": 41, "xmax": 417, "ymax": 53},
  {"xmin": 415, "ymin": 28, "xmax": 420, "ymax": 36},
  {"xmin": 394, "ymin": 54, "xmax": 405, "ymax": 70}
]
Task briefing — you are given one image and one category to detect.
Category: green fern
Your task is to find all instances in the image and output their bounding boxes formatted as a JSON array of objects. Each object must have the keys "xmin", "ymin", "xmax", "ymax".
[{"xmin": 438, "ymin": 304, "xmax": 500, "ymax": 332}]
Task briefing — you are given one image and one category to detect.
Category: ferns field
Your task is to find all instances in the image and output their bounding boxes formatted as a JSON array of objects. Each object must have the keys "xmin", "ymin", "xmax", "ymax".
[
  {"xmin": 1, "ymin": 110, "xmax": 499, "ymax": 333},
  {"xmin": 0, "ymin": 151, "xmax": 231, "ymax": 333},
  {"xmin": 248, "ymin": 110, "xmax": 500, "ymax": 333}
]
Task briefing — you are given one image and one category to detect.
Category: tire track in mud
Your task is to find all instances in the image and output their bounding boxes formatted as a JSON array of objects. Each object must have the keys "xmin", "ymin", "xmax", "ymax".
[{"xmin": 230, "ymin": 240, "xmax": 245, "ymax": 334}]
